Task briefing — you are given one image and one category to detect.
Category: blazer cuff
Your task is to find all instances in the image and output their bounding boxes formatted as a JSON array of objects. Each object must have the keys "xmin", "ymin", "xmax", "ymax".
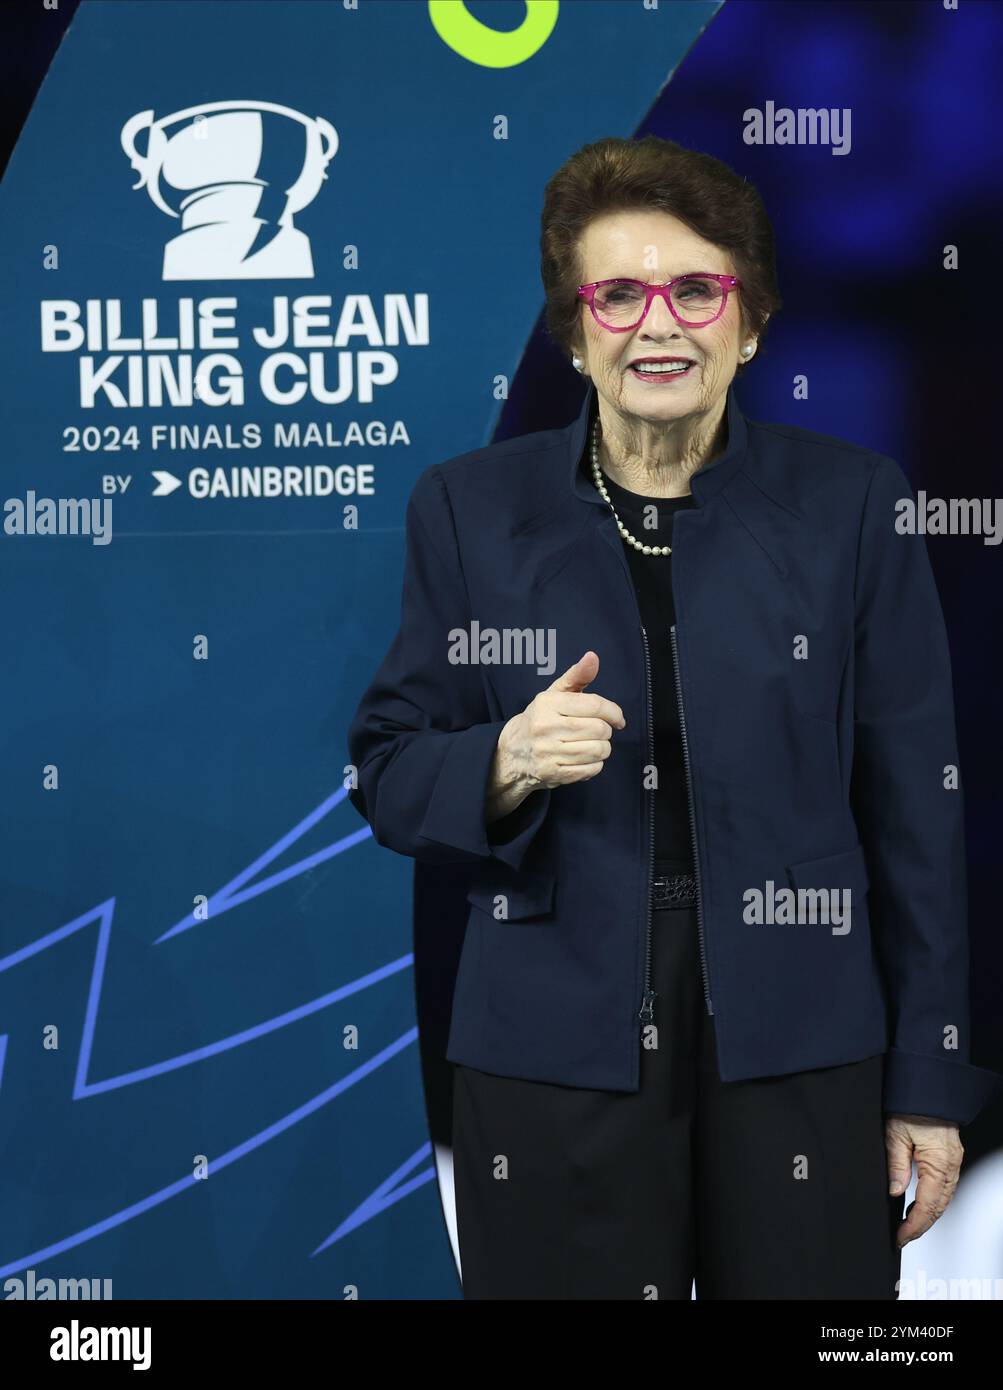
[
  {"xmin": 883, "ymin": 1047, "xmax": 1003, "ymax": 1126},
  {"xmin": 486, "ymin": 783, "xmax": 553, "ymax": 871},
  {"xmin": 417, "ymin": 719, "xmax": 550, "ymax": 871}
]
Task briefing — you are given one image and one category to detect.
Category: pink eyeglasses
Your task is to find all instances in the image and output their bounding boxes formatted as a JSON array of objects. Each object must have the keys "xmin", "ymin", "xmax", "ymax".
[{"xmin": 577, "ymin": 272, "xmax": 742, "ymax": 331}]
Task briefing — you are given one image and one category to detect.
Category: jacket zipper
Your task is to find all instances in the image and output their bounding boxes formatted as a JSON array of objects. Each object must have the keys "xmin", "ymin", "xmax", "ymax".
[
  {"xmin": 637, "ymin": 624, "xmax": 656, "ymax": 1028},
  {"xmin": 670, "ymin": 622, "xmax": 714, "ymax": 1016}
]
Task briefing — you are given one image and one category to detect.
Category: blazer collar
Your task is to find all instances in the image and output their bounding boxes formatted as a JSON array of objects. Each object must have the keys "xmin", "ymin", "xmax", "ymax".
[{"xmin": 568, "ymin": 377, "xmax": 749, "ymax": 507}]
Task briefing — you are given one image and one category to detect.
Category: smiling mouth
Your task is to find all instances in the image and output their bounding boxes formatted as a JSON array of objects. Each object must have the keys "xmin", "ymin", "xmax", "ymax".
[{"xmin": 628, "ymin": 360, "xmax": 696, "ymax": 379}]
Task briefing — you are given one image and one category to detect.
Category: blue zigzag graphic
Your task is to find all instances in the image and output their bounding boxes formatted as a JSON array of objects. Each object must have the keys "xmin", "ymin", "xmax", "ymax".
[{"xmin": 0, "ymin": 787, "xmax": 442, "ymax": 1279}]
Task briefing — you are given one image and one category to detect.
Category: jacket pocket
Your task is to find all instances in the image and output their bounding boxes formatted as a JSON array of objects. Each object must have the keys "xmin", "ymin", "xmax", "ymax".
[
  {"xmin": 466, "ymin": 867, "xmax": 556, "ymax": 922},
  {"xmin": 786, "ymin": 842, "xmax": 870, "ymax": 898}
]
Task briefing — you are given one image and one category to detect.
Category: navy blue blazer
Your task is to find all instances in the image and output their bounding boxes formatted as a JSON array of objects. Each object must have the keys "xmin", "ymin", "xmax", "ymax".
[{"xmin": 347, "ymin": 381, "xmax": 1001, "ymax": 1126}]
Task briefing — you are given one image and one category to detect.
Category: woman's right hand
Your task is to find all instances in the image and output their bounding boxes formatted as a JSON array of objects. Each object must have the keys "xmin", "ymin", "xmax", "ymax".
[{"xmin": 486, "ymin": 653, "xmax": 626, "ymax": 819}]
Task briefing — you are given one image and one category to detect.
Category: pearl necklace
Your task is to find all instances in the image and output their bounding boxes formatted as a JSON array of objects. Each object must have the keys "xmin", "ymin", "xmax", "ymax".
[{"xmin": 589, "ymin": 415, "xmax": 673, "ymax": 556}]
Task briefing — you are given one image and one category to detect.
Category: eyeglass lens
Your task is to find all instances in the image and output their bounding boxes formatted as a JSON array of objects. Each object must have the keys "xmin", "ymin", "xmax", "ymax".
[{"xmin": 593, "ymin": 275, "xmax": 726, "ymax": 327}]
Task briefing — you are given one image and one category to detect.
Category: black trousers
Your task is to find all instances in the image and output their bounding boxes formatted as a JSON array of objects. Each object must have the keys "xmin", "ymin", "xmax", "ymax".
[{"xmin": 452, "ymin": 870, "xmax": 905, "ymax": 1300}]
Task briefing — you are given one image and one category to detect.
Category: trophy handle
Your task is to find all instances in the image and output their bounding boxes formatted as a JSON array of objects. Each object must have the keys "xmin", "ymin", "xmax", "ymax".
[
  {"xmin": 315, "ymin": 117, "xmax": 339, "ymax": 170},
  {"xmin": 120, "ymin": 110, "xmax": 176, "ymax": 218},
  {"xmin": 121, "ymin": 109, "xmax": 155, "ymax": 180}
]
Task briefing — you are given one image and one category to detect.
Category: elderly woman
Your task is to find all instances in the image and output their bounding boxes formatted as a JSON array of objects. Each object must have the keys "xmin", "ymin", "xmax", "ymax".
[{"xmin": 347, "ymin": 135, "xmax": 999, "ymax": 1300}]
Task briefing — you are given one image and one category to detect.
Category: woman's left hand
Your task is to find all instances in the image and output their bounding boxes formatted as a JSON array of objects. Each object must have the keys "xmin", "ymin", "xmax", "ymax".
[{"xmin": 885, "ymin": 1114, "xmax": 964, "ymax": 1247}]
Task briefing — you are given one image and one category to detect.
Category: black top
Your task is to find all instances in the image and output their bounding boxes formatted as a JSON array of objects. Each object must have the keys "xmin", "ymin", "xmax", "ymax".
[{"xmin": 596, "ymin": 468, "xmax": 697, "ymax": 870}]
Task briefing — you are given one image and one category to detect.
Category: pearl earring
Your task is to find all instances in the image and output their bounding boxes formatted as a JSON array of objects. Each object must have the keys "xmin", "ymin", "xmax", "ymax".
[
  {"xmin": 741, "ymin": 345, "xmax": 754, "ymax": 358},
  {"xmin": 572, "ymin": 355, "xmax": 584, "ymax": 371}
]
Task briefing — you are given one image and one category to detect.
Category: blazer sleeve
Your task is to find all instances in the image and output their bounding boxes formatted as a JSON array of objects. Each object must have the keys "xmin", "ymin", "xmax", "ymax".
[
  {"xmin": 346, "ymin": 464, "xmax": 552, "ymax": 868},
  {"xmin": 850, "ymin": 454, "xmax": 1001, "ymax": 1126}
]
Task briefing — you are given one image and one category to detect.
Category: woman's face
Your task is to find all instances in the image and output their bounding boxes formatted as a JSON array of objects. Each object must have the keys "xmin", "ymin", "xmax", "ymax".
[{"xmin": 573, "ymin": 209, "xmax": 753, "ymax": 424}]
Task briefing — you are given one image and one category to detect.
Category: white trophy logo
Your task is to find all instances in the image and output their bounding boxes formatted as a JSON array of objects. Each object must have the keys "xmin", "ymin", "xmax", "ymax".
[{"xmin": 120, "ymin": 100, "xmax": 339, "ymax": 280}]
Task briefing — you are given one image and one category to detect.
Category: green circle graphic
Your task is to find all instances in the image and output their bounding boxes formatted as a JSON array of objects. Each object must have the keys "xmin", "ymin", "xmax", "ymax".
[{"xmin": 428, "ymin": 1, "xmax": 560, "ymax": 68}]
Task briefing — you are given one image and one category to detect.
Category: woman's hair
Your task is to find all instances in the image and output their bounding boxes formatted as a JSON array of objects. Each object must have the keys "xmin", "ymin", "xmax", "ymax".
[{"xmin": 540, "ymin": 135, "xmax": 782, "ymax": 375}]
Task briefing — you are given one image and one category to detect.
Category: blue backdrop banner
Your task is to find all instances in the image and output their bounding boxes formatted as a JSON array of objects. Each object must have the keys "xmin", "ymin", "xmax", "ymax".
[{"xmin": 0, "ymin": 0, "xmax": 722, "ymax": 1300}]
